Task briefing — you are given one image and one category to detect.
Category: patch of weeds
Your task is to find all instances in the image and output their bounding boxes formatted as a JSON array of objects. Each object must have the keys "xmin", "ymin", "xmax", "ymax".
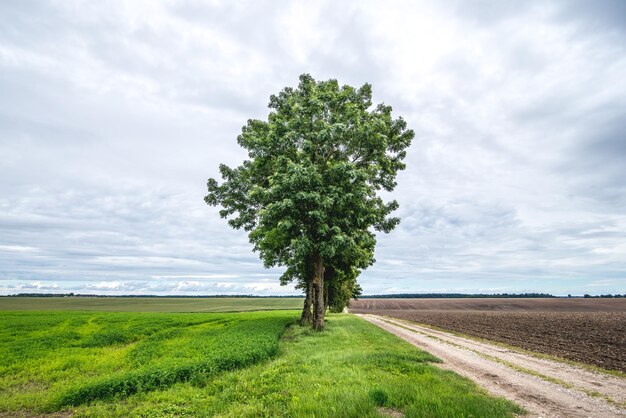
[{"xmin": 370, "ymin": 389, "xmax": 389, "ymax": 406}]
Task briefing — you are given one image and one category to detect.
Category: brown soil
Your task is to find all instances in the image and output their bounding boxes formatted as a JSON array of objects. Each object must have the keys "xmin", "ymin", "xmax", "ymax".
[{"xmin": 350, "ymin": 298, "xmax": 626, "ymax": 373}]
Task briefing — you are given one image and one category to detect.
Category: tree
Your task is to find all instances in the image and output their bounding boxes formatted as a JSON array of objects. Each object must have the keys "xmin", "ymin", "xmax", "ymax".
[
  {"xmin": 205, "ymin": 74, "xmax": 413, "ymax": 330},
  {"xmin": 325, "ymin": 266, "xmax": 363, "ymax": 313},
  {"xmin": 294, "ymin": 220, "xmax": 374, "ymax": 324}
]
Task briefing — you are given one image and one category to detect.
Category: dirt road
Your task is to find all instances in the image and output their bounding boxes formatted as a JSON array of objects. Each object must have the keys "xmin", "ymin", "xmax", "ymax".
[{"xmin": 358, "ymin": 314, "xmax": 626, "ymax": 418}]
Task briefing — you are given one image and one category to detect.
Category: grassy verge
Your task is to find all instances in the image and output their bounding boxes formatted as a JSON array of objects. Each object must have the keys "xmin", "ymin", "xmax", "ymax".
[{"xmin": 74, "ymin": 314, "xmax": 523, "ymax": 417}]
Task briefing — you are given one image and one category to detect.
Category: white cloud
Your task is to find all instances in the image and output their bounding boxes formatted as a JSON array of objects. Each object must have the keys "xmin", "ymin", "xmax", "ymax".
[
  {"xmin": 151, "ymin": 274, "xmax": 239, "ymax": 279},
  {"xmin": 0, "ymin": 245, "xmax": 38, "ymax": 253},
  {"xmin": 92, "ymin": 281, "xmax": 123, "ymax": 290},
  {"xmin": 11, "ymin": 281, "xmax": 60, "ymax": 291}
]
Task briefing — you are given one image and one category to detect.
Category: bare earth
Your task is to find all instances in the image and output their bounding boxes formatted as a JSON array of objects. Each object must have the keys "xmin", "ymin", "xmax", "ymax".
[
  {"xmin": 351, "ymin": 297, "xmax": 626, "ymax": 312},
  {"xmin": 350, "ymin": 298, "xmax": 626, "ymax": 372},
  {"xmin": 358, "ymin": 314, "xmax": 626, "ymax": 418}
]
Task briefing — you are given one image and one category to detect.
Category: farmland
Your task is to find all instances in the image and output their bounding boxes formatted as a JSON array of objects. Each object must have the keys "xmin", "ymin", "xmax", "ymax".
[
  {"xmin": 0, "ymin": 297, "xmax": 303, "ymax": 312},
  {"xmin": 0, "ymin": 310, "xmax": 295, "ymax": 413},
  {"xmin": 350, "ymin": 298, "xmax": 626, "ymax": 373},
  {"xmin": 0, "ymin": 300, "xmax": 523, "ymax": 417}
]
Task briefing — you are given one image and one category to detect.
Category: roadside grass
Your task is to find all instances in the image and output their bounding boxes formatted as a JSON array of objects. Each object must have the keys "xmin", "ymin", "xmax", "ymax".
[
  {"xmin": 0, "ymin": 310, "xmax": 295, "ymax": 414},
  {"xmin": 74, "ymin": 314, "xmax": 523, "ymax": 417},
  {"xmin": 0, "ymin": 297, "xmax": 303, "ymax": 312}
]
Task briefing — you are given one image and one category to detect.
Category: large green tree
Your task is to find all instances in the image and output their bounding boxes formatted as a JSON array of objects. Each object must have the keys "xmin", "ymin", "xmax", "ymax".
[{"xmin": 205, "ymin": 74, "xmax": 413, "ymax": 330}]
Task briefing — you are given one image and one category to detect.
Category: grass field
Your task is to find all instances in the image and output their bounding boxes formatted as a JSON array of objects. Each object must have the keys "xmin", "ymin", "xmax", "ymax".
[
  {"xmin": 0, "ymin": 297, "xmax": 303, "ymax": 312},
  {"xmin": 0, "ymin": 310, "xmax": 295, "ymax": 414},
  {"xmin": 1, "ymin": 300, "xmax": 523, "ymax": 417}
]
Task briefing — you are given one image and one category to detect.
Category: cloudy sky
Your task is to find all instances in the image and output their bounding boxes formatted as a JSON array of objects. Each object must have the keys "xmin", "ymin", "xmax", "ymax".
[{"xmin": 1, "ymin": 1, "xmax": 625, "ymax": 296}]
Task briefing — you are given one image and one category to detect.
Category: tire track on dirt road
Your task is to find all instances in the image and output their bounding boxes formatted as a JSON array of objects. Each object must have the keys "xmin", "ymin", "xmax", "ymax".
[{"xmin": 357, "ymin": 314, "xmax": 626, "ymax": 418}]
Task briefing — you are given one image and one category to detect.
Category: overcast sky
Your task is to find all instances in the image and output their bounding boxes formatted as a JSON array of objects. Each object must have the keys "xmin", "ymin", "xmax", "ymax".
[{"xmin": 1, "ymin": 0, "xmax": 625, "ymax": 296}]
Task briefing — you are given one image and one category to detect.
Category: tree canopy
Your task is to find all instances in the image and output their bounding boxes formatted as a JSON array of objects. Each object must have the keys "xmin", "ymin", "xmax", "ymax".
[{"xmin": 205, "ymin": 74, "xmax": 413, "ymax": 329}]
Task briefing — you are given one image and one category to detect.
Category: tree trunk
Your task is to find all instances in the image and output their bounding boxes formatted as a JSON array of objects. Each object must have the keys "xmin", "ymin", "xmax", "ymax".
[
  {"xmin": 324, "ymin": 281, "xmax": 328, "ymax": 311},
  {"xmin": 312, "ymin": 251, "xmax": 325, "ymax": 330},
  {"xmin": 323, "ymin": 266, "xmax": 334, "ymax": 311},
  {"xmin": 300, "ymin": 273, "xmax": 313, "ymax": 325},
  {"xmin": 311, "ymin": 284, "xmax": 317, "ymax": 319}
]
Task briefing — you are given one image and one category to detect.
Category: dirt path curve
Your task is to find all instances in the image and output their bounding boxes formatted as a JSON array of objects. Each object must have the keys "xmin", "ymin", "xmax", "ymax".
[{"xmin": 357, "ymin": 314, "xmax": 626, "ymax": 418}]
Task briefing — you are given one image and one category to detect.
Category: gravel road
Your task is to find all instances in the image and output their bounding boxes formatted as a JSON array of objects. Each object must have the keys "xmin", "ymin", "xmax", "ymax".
[{"xmin": 358, "ymin": 314, "xmax": 626, "ymax": 418}]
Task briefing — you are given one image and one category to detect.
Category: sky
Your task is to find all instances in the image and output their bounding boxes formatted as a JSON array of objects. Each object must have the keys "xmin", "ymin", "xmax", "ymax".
[{"xmin": 1, "ymin": 0, "xmax": 625, "ymax": 296}]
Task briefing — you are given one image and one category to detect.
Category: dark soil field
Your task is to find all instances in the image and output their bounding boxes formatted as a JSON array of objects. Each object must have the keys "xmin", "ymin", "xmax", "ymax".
[{"xmin": 350, "ymin": 298, "xmax": 626, "ymax": 373}]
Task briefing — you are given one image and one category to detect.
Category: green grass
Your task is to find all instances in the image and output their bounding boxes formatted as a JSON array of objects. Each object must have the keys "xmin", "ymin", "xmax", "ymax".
[
  {"xmin": 1, "ymin": 309, "xmax": 523, "ymax": 417},
  {"xmin": 0, "ymin": 297, "xmax": 303, "ymax": 312},
  {"xmin": 0, "ymin": 310, "xmax": 295, "ymax": 414},
  {"xmin": 73, "ymin": 315, "xmax": 522, "ymax": 417}
]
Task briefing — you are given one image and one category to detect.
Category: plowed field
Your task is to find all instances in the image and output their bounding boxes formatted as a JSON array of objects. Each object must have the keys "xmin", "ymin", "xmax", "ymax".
[{"xmin": 350, "ymin": 298, "xmax": 626, "ymax": 373}]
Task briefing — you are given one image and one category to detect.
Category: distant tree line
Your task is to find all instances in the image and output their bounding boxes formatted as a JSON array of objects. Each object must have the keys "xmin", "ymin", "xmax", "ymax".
[
  {"xmin": 583, "ymin": 294, "xmax": 625, "ymax": 298},
  {"xmin": 358, "ymin": 293, "xmax": 557, "ymax": 299},
  {"xmin": 3, "ymin": 293, "xmax": 303, "ymax": 298},
  {"xmin": 6, "ymin": 292, "xmax": 622, "ymax": 299}
]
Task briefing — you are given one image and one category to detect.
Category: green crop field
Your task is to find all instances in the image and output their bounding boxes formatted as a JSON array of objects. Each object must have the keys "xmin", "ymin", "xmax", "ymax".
[
  {"xmin": 0, "ymin": 303, "xmax": 523, "ymax": 417},
  {"xmin": 0, "ymin": 297, "xmax": 303, "ymax": 312},
  {"xmin": 0, "ymin": 310, "xmax": 295, "ymax": 414}
]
